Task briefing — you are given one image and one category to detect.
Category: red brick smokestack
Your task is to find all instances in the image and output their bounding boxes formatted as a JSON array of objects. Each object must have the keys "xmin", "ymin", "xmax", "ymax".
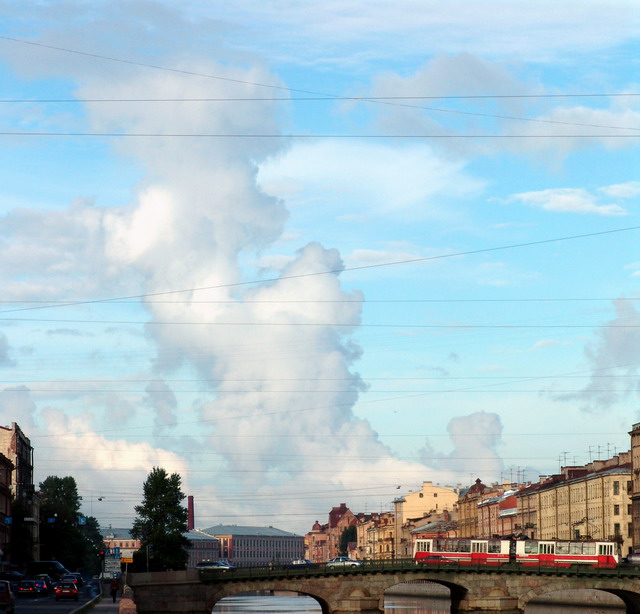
[{"xmin": 188, "ymin": 495, "xmax": 194, "ymax": 530}]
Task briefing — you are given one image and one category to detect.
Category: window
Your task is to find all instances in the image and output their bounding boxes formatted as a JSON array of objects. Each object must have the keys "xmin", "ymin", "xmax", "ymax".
[
  {"xmin": 628, "ymin": 481, "xmax": 633, "ymax": 494},
  {"xmin": 614, "ymin": 524, "xmax": 621, "ymax": 537},
  {"xmin": 613, "ymin": 481, "xmax": 620, "ymax": 495},
  {"xmin": 614, "ymin": 505, "xmax": 620, "ymax": 516}
]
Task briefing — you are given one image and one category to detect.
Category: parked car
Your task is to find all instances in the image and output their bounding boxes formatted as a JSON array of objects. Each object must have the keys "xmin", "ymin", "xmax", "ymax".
[
  {"xmin": 287, "ymin": 559, "xmax": 319, "ymax": 568},
  {"xmin": 17, "ymin": 580, "xmax": 38, "ymax": 598},
  {"xmin": 195, "ymin": 560, "xmax": 236, "ymax": 572},
  {"xmin": 0, "ymin": 580, "xmax": 15, "ymax": 614},
  {"xmin": 326, "ymin": 556, "xmax": 363, "ymax": 568},
  {"xmin": 55, "ymin": 581, "xmax": 79, "ymax": 601}
]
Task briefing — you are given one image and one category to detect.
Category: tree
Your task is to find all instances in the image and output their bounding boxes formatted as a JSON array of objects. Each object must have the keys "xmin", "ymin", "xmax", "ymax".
[
  {"xmin": 340, "ymin": 525, "xmax": 357, "ymax": 555},
  {"xmin": 131, "ymin": 467, "xmax": 190, "ymax": 571},
  {"xmin": 38, "ymin": 475, "xmax": 102, "ymax": 571}
]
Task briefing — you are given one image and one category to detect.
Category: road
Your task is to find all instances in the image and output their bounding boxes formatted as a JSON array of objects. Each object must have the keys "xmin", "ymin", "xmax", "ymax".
[{"xmin": 14, "ymin": 581, "xmax": 99, "ymax": 614}]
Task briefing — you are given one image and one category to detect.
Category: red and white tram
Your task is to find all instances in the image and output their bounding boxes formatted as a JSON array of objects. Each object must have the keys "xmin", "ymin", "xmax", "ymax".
[{"xmin": 413, "ymin": 537, "xmax": 620, "ymax": 568}]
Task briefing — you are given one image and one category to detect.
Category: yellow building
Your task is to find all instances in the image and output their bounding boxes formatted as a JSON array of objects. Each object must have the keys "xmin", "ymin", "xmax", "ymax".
[
  {"xmin": 393, "ymin": 481, "xmax": 459, "ymax": 524},
  {"xmin": 519, "ymin": 455, "xmax": 632, "ymax": 556},
  {"xmin": 630, "ymin": 423, "xmax": 640, "ymax": 554},
  {"xmin": 364, "ymin": 512, "xmax": 395, "ymax": 560}
]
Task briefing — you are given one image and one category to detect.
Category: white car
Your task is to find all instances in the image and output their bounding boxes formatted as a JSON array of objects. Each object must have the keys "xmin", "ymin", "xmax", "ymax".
[{"xmin": 326, "ymin": 556, "xmax": 362, "ymax": 568}]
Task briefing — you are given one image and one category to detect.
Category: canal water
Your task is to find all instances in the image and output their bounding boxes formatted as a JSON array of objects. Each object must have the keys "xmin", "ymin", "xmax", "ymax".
[{"xmin": 211, "ymin": 587, "xmax": 626, "ymax": 613}]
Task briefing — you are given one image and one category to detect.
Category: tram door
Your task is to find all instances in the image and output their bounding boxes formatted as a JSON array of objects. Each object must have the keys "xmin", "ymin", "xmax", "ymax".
[{"xmin": 538, "ymin": 542, "xmax": 555, "ymax": 565}]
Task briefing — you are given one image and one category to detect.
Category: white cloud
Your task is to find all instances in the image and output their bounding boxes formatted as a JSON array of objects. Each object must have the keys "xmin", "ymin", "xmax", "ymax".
[
  {"xmin": 554, "ymin": 299, "xmax": 640, "ymax": 411},
  {"xmin": 258, "ymin": 139, "xmax": 483, "ymax": 219},
  {"xmin": 419, "ymin": 411, "xmax": 504, "ymax": 480},
  {"xmin": 599, "ymin": 181, "xmax": 640, "ymax": 199},
  {"xmin": 511, "ymin": 187, "xmax": 627, "ymax": 216}
]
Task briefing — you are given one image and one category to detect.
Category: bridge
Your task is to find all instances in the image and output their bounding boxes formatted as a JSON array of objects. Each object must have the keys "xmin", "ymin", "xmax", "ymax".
[{"xmin": 127, "ymin": 559, "xmax": 640, "ymax": 614}]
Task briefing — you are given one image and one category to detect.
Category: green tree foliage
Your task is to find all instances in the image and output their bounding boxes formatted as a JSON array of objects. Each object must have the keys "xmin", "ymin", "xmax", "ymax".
[
  {"xmin": 131, "ymin": 467, "xmax": 190, "ymax": 572},
  {"xmin": 38, "ymin": 476, "xmax": 103, "ymax": 571},
  {"xmin": 340, "ymin": 525, "xmax": 357, "ymax": 555}
]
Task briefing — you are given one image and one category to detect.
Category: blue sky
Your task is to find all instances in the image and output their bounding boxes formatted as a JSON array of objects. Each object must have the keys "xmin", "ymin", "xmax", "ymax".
[{"xmin": 0, "ymin": 1, "xmax": 638, "ymax": 534}]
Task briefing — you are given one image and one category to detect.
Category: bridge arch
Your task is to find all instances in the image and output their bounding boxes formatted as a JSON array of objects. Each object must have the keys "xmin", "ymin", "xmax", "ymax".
[
  {"xmin": 521, "ymin": 580, "xmax": 640, "ymax": 613},
  {"xmin": 207, "ymin": 587, "xmax": 330, "ymax": 614},
  {"xmin": 383, "ymin": 577, "xmax": 466, "ymax": 610}
]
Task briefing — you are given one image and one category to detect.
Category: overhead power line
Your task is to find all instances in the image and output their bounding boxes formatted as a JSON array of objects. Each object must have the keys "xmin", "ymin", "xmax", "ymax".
[
  {"xmin": 2, "ymin": 96, "xmax": 638, "ymax": 133},
  {"xmin": 2, "ymin": 131, "xmax": 638, "ymax": 138},
  {"xmin": 4, "ymin": 35, "xmax": 638, "ymax": 103},
  {"xmin": 1, "ymin": 37, "xmax": 639, "ymax": 133},
  {"xmin": 0, "ymin": 225, "xmax": 638, "ymax": 315}
]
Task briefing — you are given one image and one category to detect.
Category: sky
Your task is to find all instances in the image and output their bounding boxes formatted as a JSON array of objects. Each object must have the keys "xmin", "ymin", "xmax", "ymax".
[{"xmin": 0, "ymin": 0, "xmax": 638, "ymax": 536}]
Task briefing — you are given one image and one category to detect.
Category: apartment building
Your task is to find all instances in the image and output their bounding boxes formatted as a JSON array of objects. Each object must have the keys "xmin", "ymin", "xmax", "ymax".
[
  {"xmin": 630, "ymin": 423, "xmax": 640, "ymax": 554},
  {"xmin": 0, "ymin": 454, "xmax": 12, "ymax": 565},
  {"xmin": 364, "ymin": 511, "xmax": 395, "ymax": 560},
  {"xmin": 477, "ymin": 489, "xmax": 519, "ymax": 538},
  {"xmin": 516, "ymin": 455, "xmax": 632, "ymax": 555},
  {"xmin": 457, "ymin": 479, "xmax": 502, "ymax": 538},
  {"xmin": 393, "ymin": 481, "xmax": 459, "ymax": 525},
  {"xmin": 0, "ymin": 422, "xmax": 38, "ymax": 563}
]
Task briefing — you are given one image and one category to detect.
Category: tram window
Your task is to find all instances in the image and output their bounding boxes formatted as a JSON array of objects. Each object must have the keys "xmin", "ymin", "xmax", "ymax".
[
  {"xmin": 583, "ymin": 543, "xmax": 595, "ymax": 555},
  {"xmin": 556, "ymin": 542, "xmax": 569, "ymax": 554},
  {"xmin": 569, "ymin": 542, "xmax": 583, "ymax": 554},
  {"xmin": 524, "ymin": 541, "xmax": 538, "ymax": 554},
  {"xmin": 472, "ymin": 541, "xmax": 487, "ymax": 553},
  {"xmin": 488, "ymin": 540, "xmax": 501, "ymax": 553},
  {"xmin": 599, "ymin": 544, "xmax": 612, "ymax": 556},
  {"xmin": 459, "ymin": 540, "xmax": 471, "ymax": 553},
  {"xmin": 539, "ymin": 543, "xmax": 555, "ymax": 554},
  {"xmin": 434, "ymin": 539, "xmax": 445, "ymax": 552}
]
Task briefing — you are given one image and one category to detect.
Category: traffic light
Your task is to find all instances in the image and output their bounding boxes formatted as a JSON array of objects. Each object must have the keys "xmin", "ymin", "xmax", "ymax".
[{"xmin": 99, "ymin": 550, "xmax": 105, "ymax": 561}]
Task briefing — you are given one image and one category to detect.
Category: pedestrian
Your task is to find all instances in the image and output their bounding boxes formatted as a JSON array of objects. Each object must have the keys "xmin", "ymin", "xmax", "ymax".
[{"xmin": 110, "ymin": 577, "xmax": 119, "ymax": 603}]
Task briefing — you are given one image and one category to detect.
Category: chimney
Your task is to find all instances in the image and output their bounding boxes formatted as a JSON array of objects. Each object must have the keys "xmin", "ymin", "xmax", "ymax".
[{"xmin": 188, "ymin": 495, "xmax": 194, "ymax": 530}]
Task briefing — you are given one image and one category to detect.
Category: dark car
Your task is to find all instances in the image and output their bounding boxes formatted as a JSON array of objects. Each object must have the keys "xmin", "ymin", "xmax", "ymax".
[
  {"xmin": 32, "ymin": 575, "xmax": 54, "ymax": 592},
  {"xmin": 287, "ymin": 559, "xmax": 319, "ymax": 568},
  {"xmin": 0, "ymin": 580, "xmax": 15, "ymax": 614},
  {"xmin": 55, "ymin": 582, "xmax": 79, "ymax": 601},
  {"xmin": 17, "ymin": 581, "xmax": 38, "ymax": 598},
  {"xmin": 195, "ymin": 560, "xmax": 236, "ymax": 572},
  {"xmin": 68, "ymin": 572, "xmax": 84, "ymax": 587},
  {"xmin": 60, "ymin": 574, "xmax": 79, "ymax": 586}
]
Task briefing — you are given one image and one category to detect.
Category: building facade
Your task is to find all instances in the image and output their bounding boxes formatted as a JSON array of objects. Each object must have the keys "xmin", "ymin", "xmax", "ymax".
[
  {"xmin": 200, "ymin": 525, "xmax": 303, "ymax": 567},
  {"xmin": 184, "ymin": 529, "xmax": 221, "ymax": 568},
  {"xmin": 517, "ymin": 455, "xmax": 633, "ymax": 555},
  {"xmin": 630, "ymin": 423, "xmax": 640, "ymax": 554},
  {"xmin": 102, "ymin": 527, "xmax": 141, "ymax": 566},
  {"xmin": 0, "ymin": 422, "xmax": 38, "ymax": 563},
  {"xmin": 0, "ymin": 454, "xmax": 13, "ymax": 566}
]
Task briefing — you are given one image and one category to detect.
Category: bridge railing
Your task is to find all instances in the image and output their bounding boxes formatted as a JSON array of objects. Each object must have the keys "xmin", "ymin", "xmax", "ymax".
[{"xmin": 198, "ymin": 558, "xmax": 640, "ymax": 583}]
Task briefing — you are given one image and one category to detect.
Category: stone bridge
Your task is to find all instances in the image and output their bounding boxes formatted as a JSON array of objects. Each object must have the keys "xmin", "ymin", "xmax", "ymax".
[{"xmin": 127, "ymin": 562, "xmax": 640, "ymax": 614}]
